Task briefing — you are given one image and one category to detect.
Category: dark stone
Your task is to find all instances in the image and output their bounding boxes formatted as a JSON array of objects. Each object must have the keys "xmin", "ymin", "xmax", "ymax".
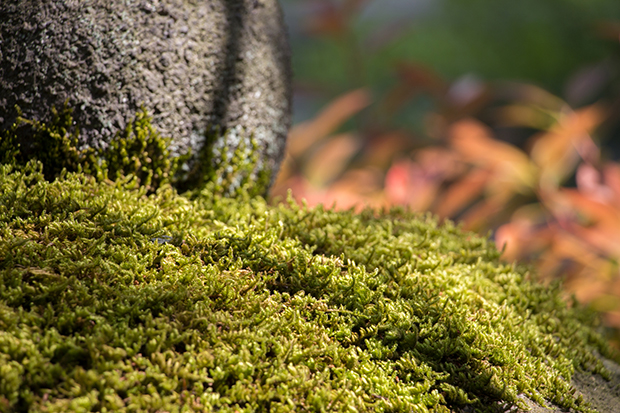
[{"xmin": 0, "ymin": 0, "xmax": 292, "ymax": 190}]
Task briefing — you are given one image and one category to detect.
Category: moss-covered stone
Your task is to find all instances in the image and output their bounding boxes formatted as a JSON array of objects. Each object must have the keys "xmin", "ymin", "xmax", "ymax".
[
  {"xmin": 0, "ymin": 159, "xmax": 619, "ymax": 412},
  {"xmin": 0, "ymin": 0, "xmax": 291, "ymax": 192}
]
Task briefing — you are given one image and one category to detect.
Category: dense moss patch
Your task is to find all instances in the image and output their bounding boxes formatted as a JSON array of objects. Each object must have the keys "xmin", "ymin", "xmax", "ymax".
[{"xmin": 0, "ymin": 161, "xmax": 617, "ymax": 412}]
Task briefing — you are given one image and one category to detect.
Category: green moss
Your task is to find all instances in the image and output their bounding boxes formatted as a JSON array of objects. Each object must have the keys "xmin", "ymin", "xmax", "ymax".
[
  {"xmin": 177, "ymin": 126, "xmax": 272, "ymax": 198},
  {"xmin": 86, "ymin": 109, "xmax": 187, "ymax": 194},
  {"xmin": 0, "ymin": 159, "xmax": 617, "ymax": 412},
  {"xmin": 0, "ymin": 105, "xmax": 84, "ymax": 181},
  {"xmin": 0, "ymin": 104, "xmax": 183, "ymax": 193},
  {"xmin": 0, "ymin": 105, "xmax": 269, "ymax": 196}
]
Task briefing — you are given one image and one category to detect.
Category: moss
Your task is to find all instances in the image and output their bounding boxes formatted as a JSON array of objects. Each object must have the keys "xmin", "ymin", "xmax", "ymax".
[
  {"xmin": 0, "ymin": 104, "xmax": 84, "ymax": 181},
  {"xmin": 0, "ymin": 105, "xmax": 269, "ymax": 196},
  {"xmin": 0, "ymin": 159, "xmax": 618, "ymax": 412},
  {"xmin": 177, "ymin": 126, "xmax": 272, "ymax": 198}
]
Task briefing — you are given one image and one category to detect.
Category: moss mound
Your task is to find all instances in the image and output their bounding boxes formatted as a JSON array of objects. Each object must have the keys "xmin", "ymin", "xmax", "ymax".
[{"xmin": 0, "ymin": 161, "xmax": 618, "ymax": 412}]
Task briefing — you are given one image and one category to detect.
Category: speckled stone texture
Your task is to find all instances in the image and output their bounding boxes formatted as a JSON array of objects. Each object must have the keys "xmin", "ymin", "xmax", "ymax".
[{"xmin": 0, "ymin": 0, "xmax": 291, "ymax": 188}]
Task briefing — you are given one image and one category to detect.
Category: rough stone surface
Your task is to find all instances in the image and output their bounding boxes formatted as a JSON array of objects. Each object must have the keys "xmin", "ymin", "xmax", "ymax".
[
  {"xmin": 456, "ymin": 355, "xmax": 620, "ymax": 413},
  {"xmin": 515, "ymin": 354, "xmax": 620, "ymax": 413},
  {"xmin": 0, "ymin": 0, "xmax": 291, "ymax": 188}
]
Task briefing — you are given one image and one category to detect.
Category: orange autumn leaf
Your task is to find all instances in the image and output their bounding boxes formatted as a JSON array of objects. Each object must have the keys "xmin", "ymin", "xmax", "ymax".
[
  {"xmin": 604, "ymin": 311, "xmax": 620, "ymax": 329},
  {"xmin": 384, "ymin": 148, "xmax": 462, "ymax": 212},
  {"xmin": 535, "ymin": 229, "xmax": 601, "ymax": 276},
  {"xmin": 304, "ymin": 133, "xmax": 360, "ymax": 185},
  {"xmin": 540, "ymin": 188, "xmax": 620, "ymax": 259},
  {"xmin": 285, "ymin": 169, "xmax": 384, "ymax": 212},
  {"xmin": 459, "ymin": 196, "xmax": 505, "ymax": 232},
  {"xmin": 495, "ymin": 219, "xmax": 554, "ymax": 262},
  {"xmin": 434, "ymin": 168, "xmax": 491, "ymax": 218},
  {"xmin": 286, "ymin": 88, "xmax": 372, "ymax": 157},
  {"xmin": 269, "ymin": 174, "xmax": 307, "ymax": 203},
  {"xmin": 561, "ymin": 188, "xmax": 620, "ymax": 227},
  {"xmin": 565, "ymin": 274, "xmax": 611, "ymax": 303},
  {"xmin": 602, "ymin": 163, "xmax": 620, "ymax": 208},
  {"xmin": 529, "ymin": 104, "xmax": 605, "ymax": 189},
  {"xmin": 448, "ymin": 118, "xmax": 538, "ymax": 195},
  {"xmin": 569, "ymin": 224, "xmax": 620, "ymax": 262},
  {"xmin": 414, "ymin": 147, "xmax": 467, "ymax": 180},
  {"xmin": 575, "ymin": 163, "xmax": 615, "ymax": 204},
  {"xmin": 318, "ymin": 168, "xmax": 386, "ymax": 211},
  {"xmin": 360, "ymin": 130, "xmax": 412, "ymax": 169}
]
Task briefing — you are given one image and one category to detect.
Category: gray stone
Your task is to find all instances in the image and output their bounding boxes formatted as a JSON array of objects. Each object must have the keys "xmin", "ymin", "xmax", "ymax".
[{"xmin": 0, "ymin": 0, "xmax": 292, "ymax": 190}]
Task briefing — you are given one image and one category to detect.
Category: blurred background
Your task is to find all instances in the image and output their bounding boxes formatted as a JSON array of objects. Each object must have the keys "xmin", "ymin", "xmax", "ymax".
[{"xmin": 270, "ymin": 0, "xmax": 620, "ymax": 347}]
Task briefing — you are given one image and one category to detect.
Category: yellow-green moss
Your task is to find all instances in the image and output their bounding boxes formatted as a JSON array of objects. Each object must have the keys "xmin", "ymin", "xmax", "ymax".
[{"xmin": 0, "ymin": 159, "xmax": 618, "ymax": 412}]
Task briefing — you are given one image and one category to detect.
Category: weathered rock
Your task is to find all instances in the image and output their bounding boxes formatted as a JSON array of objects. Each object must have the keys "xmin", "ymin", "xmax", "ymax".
[{"xmin": 0, "ymin": 0, "xmax": 291, "ymax": 191}]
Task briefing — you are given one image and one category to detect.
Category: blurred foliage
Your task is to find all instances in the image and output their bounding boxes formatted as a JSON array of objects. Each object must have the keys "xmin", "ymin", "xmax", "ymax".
[
  {"xmin": 274, "ymin": 0, "xmax": 620, "ymax": 347},
  {"xmin": 284, "ymin": 0, "xmax": 620, "ymax": 126}
]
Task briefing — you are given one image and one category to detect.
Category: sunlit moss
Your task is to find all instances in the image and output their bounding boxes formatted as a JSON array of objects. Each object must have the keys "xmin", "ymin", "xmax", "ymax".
[{"xmin": 0, "ymin": 156, "xmax": 617, "ymax": 412}]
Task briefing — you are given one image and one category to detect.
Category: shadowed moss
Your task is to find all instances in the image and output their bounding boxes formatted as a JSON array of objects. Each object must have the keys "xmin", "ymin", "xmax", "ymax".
[
  {"xmin": 0, "ymin": 104, "xmax": 182, "ymax": 193},
  {"xmin": 0, "ymin": 160, "xmax": 618, "ymax": 413},
  {"xmin": 176, "ymin": 125, "xmax": 272, "ymax": 198},
  {"xmin": 0, "ymin": 105, "xmax": 270, "ymax": 196}
]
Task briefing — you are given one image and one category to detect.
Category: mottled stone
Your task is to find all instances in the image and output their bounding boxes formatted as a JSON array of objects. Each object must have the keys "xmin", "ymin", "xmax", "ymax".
[{"xmin": 0, "ymin": 0, "xmax": 292, "ymax": 190}]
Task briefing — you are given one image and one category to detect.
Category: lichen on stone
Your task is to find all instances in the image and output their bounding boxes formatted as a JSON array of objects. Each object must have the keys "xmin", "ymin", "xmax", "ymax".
[{"xmin": 0, "ymin": 151, "xmax": 619, "ymax": 411}]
